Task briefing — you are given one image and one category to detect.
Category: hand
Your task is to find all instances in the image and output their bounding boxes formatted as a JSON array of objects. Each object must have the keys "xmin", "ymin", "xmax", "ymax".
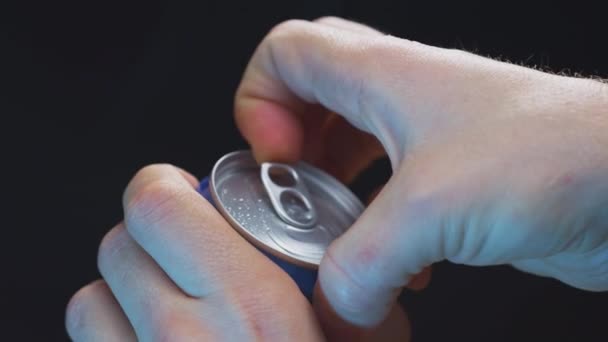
[
  {"xmin": 234, "ymin": 16, "xmax": 608, "ymax": 339},
  {"xmin": 65, "ymin": 165, "xmax": 324, "ymax": 341}
]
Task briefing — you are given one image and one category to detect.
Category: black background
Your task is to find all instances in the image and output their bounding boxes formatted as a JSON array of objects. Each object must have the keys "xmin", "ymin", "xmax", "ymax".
[{"xmin": 2, "ymin": 0, "xmax": 608, "ymax": 341}]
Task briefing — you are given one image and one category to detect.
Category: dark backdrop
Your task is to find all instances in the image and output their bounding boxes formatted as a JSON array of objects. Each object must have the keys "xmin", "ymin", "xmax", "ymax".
[{"xmin": 2, "ymin": 0, "xmax": 607, "ymax": 341}]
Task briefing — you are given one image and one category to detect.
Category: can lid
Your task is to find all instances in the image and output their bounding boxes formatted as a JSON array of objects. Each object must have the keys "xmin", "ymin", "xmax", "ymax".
[
  {"xmin": 260, "ymin": 161, "xmax": 319, "ymax": 229},
  {"xmin": 210, "ymin": 150, "xmax": 364, "ymax": 268}
]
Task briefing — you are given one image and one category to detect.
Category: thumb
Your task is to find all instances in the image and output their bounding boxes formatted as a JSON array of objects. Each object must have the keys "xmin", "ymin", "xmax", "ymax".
[
  {"xmin": 316, "ymin": 169, "xmax": 444, "ymax": 328},
  {"xmin": 235, "ymin": 19, "xmax": 447, "ymax": 328}
]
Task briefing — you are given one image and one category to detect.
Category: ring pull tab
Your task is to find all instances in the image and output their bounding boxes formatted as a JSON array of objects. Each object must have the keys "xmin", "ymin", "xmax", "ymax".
[{"xmin": 260, "ymin": 163, "xmax": 317, "ymax": 229}]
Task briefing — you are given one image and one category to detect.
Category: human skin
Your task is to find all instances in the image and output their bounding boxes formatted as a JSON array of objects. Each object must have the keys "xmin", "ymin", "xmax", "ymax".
[
  {"xmin": 65, "ymin": 165, "xmax": 408, "ymax": 341},
  {"xmin": 234, "ymin": 16, "xmax": 608, "ymax": 340},
  {"xmin": 66, "ymin": 17, "xmax": 608, "ymax": 341},
  {"xmin": 66, "ymin": 165, "xmax": 325, "ymax": 341}
]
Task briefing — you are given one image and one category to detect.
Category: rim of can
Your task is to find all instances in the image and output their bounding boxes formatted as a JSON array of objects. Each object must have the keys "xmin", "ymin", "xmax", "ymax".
[{"xmin": 209, "ymin": 150, "xmax": 363, "ymax": 269}]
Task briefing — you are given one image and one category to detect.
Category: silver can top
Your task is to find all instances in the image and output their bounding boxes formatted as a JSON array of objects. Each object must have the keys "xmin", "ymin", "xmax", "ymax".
[{"xmin": 210, "ymin": 150, "xmax": 364, "ymax": 269}]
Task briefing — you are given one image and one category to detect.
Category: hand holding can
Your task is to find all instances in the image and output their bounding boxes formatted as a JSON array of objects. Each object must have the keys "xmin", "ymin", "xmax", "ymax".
[
  {"xmin": 234, "ymin": 16, "xmax": 608, "ymax": 340},
  {"xmin": 197, "ymin": 150, "xmax": 364, "ymax": 300}
]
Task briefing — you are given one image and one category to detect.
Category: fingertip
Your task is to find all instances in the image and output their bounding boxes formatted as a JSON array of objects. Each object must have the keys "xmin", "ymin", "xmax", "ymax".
[
  {"xmin": 312, "ymin": 283, "xmax": 371, "ymax": 340},
  {"xmin": 66, "ymin": 279, "xmax": 136, "ymax": 342},
  {"xmin": 317, "ymin": 245, "xmax": 395, "ymax": 328},
  {"xmin": 406, "ymin": 266, "xmax": 432, "ymax": 291},
  {"xmin": 175, "ymin": 167, "xmax": 199, "ymax": 188},
  {"xmin": 235, "ymin": 97, "xmax": 304, "ymax": 163},
  {"xmin": 313, "ymin": 282, "xmax": 411, "ymax": 341}
]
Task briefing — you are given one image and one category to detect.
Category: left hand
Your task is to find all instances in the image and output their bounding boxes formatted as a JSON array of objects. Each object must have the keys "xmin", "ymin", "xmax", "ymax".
[{"xmin": 65, "ymin": 164, "xmax": 324, "ymax": 341}]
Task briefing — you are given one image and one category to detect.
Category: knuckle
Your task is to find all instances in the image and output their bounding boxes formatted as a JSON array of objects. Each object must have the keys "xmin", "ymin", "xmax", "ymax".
[
  {"xmin": 65, "ymin": 280, "xmax": 107, "ymax": 339},
  {"xmin": 314, "ymin": 16, "xmax": 342, "ymax": 24},
  {"xmin": 125, "ymin": 178, "xmax": 185, "ymax": 227},
  {"xmin": 123, "ymin": 163, "xmax": 180, "ymax": 205},
  {"xmin": 97, "ymin": 225, "xmax": 129, "ymax": 272},
  {"xmin": 267, "ymin": 19, "xmax": 310, "ymax": 40},
  {"xmin": 132, "ymin": 163, "xmax": 176, "ymax": 180}
]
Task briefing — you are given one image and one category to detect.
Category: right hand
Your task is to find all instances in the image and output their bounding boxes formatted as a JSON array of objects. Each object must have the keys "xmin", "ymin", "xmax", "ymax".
[{"xmin": 234, "ymin": 16, "xmax": 608, "ymax": 339}]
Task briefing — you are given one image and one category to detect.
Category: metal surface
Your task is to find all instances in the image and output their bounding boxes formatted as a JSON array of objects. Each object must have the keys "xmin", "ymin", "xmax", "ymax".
[
  {"xmin": 209, "ymin": 150, "xmax": 364, "ymax": 268},
  {"xmin": 260, "ymin": 162, "xmax": 318, "ymax": 228}
]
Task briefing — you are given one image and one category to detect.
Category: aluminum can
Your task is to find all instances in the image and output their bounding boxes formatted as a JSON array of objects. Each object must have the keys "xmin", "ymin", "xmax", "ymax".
[{"xmin": 197, "ymin": 150, "xmax": 364, "ymax": 300}]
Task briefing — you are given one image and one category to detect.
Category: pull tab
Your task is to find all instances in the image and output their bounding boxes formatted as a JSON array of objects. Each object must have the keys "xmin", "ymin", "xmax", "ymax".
[{"xmin": 260, "ymin": 162, "xmax": 317, "ymax": 229}]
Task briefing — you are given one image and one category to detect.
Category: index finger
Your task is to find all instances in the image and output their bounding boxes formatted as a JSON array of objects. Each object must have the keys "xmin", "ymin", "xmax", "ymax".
[{"xmin": 234, "ymin": 19, "xmax": 386, "ymax": 164}]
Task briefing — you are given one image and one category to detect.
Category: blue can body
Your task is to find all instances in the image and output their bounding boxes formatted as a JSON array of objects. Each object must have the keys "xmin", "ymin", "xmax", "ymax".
[{"xmin": 197, "ymin": 177, "xmax": 317, "ymax": 300}]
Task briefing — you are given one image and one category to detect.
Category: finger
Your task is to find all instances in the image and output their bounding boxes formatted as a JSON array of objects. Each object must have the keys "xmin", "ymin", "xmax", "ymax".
[
  {"xmin": 122, "ymin": 164, "xmax": 323, "ymax": 340},
  {"xmin": 314, "ymin": 16, "xmax": 383, "ymax": 36},
  {"xmin": 313, "ymin": 283, "xmax": 410, "ymax": 341},
  {"xmin": 407, "ymin": 266, "xmax": 432, "ymax": 291},
  {"xmin": 312, "ymin": 181, "xmax": 426, "ymax": 338},
  {"xmin": 366, "ymin": 186, "xmax": 431, "ymax": 291},
  {"xmin": 235, "ymin": 16, "xmax": 533, "ymax": 166},
  {"xmin": 66, "ymin": 280, "xmax": 136, "ymax": 342},
  {"xmin": 97, "ymin": 223, "xmax": 196, "ymax": 341},
  {"xmin": 364, "ymin": 182, "xmax": 430, "ymax": 293},
  {"xmin": 317, "ymin": 170, "xmax": 444, "ymax": 327},
  {"xmin": 175, "ymin": 167, "xmax": 199, "ymax": 188},
  {"xmin": 315, "ymin": 115, "xmax": 386, "ymax": 183},
  {"xmin": 234, "ymin": 19, "xmax": 416, "ymax": 165},
  {"xmin": 239, "ymin": 17, "xmax": 386, "ymax": 180},
  {"xmin": 298, "ymin": 104, "xmax": 333, "ymax": 163},
  {"xmin": 122, "ymin": 164, "xmax": 285, "ymax": 298}
]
